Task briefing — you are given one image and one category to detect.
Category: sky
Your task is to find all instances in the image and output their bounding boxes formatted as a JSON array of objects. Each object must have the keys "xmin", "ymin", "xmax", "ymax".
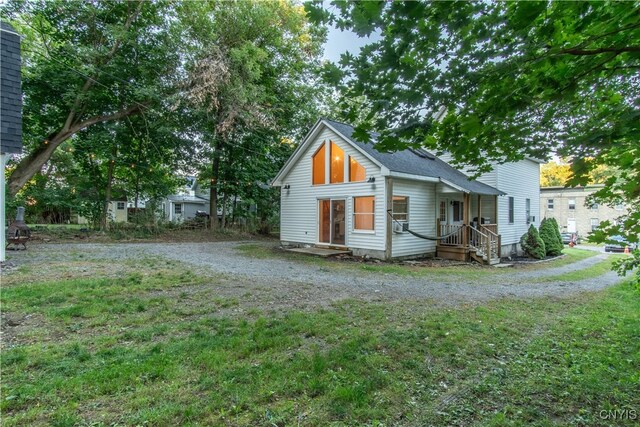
[{"xmin": 322, "ymin": 25, "xmax": 380, "ymax": 63}]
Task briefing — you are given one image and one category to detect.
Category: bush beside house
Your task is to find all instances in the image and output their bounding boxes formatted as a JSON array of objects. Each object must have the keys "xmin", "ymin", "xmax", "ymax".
[
  {"xmin": 520, "ymin": 225, "xmax": 546, "ymax": 259},
  {"xmin": 539, "ymin": 217, "xmax": 564, "ymax": 256}
]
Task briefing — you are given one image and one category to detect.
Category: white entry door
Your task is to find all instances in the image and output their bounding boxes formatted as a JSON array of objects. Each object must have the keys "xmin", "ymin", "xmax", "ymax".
[{"xmin": 567, "ymin": 219, "xmax": 576, "ymax": 233}]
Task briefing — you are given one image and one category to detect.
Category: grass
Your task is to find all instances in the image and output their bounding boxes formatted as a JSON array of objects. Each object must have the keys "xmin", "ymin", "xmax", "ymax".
[
  {"xmin": 537, "ymin": 254, "xmax": 627, "ymax": 282},
  {"xmin": 2, "ymin": 254, "xmax": 639, "ymax": 426},
  {"xmin": 237, "ymin": 243, "xmax": 600, "ymax": 280}
]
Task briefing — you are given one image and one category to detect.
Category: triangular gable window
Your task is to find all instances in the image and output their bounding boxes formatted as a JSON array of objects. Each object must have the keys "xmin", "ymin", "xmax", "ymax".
[{"xmin": 349, "ymin": 156, "xmax": 366, "ymax": 182}]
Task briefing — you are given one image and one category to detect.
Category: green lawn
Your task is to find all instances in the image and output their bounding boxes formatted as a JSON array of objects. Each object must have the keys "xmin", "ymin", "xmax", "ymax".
[
  {"xmin": 237, "ymin": 244, "xmax": 600, "ymax": 280},
  {"xmin": 1, "ymin": 253, "xmax": 638, "ymax": 426}
]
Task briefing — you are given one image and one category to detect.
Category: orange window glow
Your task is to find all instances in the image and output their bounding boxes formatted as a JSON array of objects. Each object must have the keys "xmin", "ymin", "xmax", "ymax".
[
  {"xmin": 330, "ymin": 141, "xmax": 344, "ymax": 183},
  {"xmin": 312, "ymin": 143, "xmax": 326, "ymax": 185},
  {"xmin": 353, "ymin": 196, "xmax": 375, "ymax": 230},
  {"xmin": 349, "ymin": 156, "xmax": 366, "ymax": 182}
]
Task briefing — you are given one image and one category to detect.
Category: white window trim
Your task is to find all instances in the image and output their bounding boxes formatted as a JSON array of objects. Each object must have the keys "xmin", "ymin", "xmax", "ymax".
[
  {"xmin": 392, "ymin": 195, "xmax": 409, "ymax": 222},
  {"xmin": 352, "ymin": 195, "xmax": 376, "ymax": 232}
]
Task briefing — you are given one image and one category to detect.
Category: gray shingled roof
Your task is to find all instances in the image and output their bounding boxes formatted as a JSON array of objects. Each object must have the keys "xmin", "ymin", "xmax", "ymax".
[
  {"xmin": 167, "ymin": 195, "xmax": 209, "ymax": 203},
  {"xmin": 324, "ymin": 119, "xmax": 504, "ymax": 196}
]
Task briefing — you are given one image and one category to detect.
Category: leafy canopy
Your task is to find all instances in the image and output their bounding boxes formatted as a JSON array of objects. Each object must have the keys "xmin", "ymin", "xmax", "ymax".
[{"xmin": 308, "ymin": 0, "xmax": 640, "ymax": 280}]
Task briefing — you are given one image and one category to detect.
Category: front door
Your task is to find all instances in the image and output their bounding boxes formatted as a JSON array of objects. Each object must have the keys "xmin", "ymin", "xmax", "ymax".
[{"xmin": 318, "ymin": 199, "xmax": 346, "ymax": 245}]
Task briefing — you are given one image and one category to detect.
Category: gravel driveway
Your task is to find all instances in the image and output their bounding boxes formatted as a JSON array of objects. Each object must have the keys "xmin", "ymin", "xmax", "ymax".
[{"xmin": 2, "ymin": 241, "xmax": 624, "ymax": 310}]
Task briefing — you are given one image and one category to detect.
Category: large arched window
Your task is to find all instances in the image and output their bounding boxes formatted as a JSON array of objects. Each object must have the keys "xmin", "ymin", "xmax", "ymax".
[
  {"xmin": 312, "ymin": 143, "xmax": 326, "ymax": 185},
  {"xmin": 330, "ymin": 142, "xmax": 344, "ymax": 183}
]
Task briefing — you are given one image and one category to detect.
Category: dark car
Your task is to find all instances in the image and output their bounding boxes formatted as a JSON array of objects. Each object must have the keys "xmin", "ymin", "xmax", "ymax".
[{"xmin": 604, "ymin": 235, "xmax": 637, "ymax": 253}]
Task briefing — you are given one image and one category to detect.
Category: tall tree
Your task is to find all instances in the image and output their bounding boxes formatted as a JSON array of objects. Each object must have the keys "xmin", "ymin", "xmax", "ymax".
[
  {"xmin": 308, "ymin": 0, "xmax": 640, "ymax": 281},
  {"xmin": 179, "ymin": 0, "xmax": 325, "ymax": 229},
  {"xmin": 1, "ymin": 0, "xmax": 182, "ymax": 195}
]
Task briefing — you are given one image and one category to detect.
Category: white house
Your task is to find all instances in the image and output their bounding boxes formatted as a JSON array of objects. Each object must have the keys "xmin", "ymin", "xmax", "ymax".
[{"xmin": 272, "ymin": 119, "xmax": 541, "ymax": 263}]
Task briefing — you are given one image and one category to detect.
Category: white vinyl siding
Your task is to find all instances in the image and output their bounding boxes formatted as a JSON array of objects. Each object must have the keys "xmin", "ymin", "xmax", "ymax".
[
  {"xmin": 495, "ymin": 160, "xmax": 541, "ymax": 247},
  {"xmin": 391, "ymin": 179, "xmax": 437, "ymax": 258},
  {"xmin": 279, "ymin": 127, "xmax": 386, "ymax": 251}
]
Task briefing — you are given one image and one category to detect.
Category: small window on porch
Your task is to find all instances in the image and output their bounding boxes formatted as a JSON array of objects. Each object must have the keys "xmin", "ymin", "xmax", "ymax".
[
  {"xmin": 353, "ymin": 196, "xmax": 375, "ymax": 231},
  {"xmin": 349, "ymin": 156, "xmax": 366, "ymax": 182},
  {"xmin": 439, "ymin": 201, "xmax": 447, "ymax": 222},
  {"xmin": 452, "ymin": 201, "xmax": 464, "ymax": 222},
  {"xmin": 392, "ymin": 196, "xmax": 408, "ymax": 221},
  {"xmin": 312, "ymin": 143, "xmax": 326, "ymax": 185}
]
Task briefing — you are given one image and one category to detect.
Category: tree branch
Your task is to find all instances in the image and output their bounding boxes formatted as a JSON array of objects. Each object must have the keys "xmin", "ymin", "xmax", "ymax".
[
  {"xmin": 558, "ymin": 46, "xmax": 640, "ymax": 55},
  {"xmin": 69, "ymin": 104, "xmax": 145, "ymax": 134}
]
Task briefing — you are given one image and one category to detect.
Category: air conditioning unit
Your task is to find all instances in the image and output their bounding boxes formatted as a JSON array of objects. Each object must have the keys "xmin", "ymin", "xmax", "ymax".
[{"xmin": 393, "ymin": 222, "xmax": 408, "ymax": 233}]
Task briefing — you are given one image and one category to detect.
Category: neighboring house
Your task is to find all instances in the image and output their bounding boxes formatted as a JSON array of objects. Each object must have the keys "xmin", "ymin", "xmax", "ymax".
[
  {"xmin": 162, "ymin": 176, "xmax": 210, "ymax": 222},
  {"xmin": 540, "ymin": 185, "xmax": 627, "ymax": 237},
  {"xmin": 272, "ymin": 119, "xmax": 541, "ymax": 263}
]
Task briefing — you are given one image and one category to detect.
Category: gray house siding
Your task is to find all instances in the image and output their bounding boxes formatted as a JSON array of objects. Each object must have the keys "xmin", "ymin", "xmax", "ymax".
[{"xmin": 1, "ymin": 22, "xmax": 22, "ymax": 154}]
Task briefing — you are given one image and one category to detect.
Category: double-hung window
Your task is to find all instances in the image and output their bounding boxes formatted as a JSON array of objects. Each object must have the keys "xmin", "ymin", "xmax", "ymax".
[
  {"xmin": 392, "ymin": 196, "xmax": 409, "ymax": 222},
  {"xmin": 353, "ymin": 196, "xmax": 375, "ymax": 231}
]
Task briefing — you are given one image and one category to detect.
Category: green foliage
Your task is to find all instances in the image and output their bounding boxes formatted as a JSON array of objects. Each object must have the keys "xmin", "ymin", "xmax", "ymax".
[
  {"xmin": 178, "ymin": 0, "xmax": 326, "ymax": 228},
  {"xmin": 538, "ymin": 218, "xmax": 563, "ymax": 256},
  {"xmin": 2, "ymin": 254, "xmax": 639, "ymax": 425},
  {"xmin": 520, "ymin": 225, "xmax": 546, "ymax": 260},
  {"xmin": 312, "ymin": 1, "xmax": 640, "ymax": 282}
]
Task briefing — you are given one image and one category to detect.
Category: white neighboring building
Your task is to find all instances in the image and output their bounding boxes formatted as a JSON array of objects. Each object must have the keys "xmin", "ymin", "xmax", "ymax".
[{"xmin": 272, "ymin": 119, "xmax": 541, "ymax": 262}]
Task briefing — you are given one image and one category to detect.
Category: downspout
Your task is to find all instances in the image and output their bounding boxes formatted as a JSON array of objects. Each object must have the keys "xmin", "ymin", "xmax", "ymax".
[{"xmin": 385, "ymin": 176, "xmax": 393, "ymax": 260}]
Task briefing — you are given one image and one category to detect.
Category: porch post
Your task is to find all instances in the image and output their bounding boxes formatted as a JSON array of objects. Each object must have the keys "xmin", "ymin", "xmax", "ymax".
[
  {"xmin": 385, "ymin": 177, "xmax": 393, "ymax": 260},
  {"xmin": 494, "ymin": 195, "xmax": 498, "ymax": 225},
  {"xmin": 463, "ymin": 192, "xmax": 470, "ymax": 247},
  {"xmin": 477, "ymin": 194, "xmax": 481, "ymax": 225}
]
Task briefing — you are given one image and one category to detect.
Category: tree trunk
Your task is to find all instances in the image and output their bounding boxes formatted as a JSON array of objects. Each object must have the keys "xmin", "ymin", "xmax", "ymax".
[
  {"xmin": 7, "ymin": 105, "xmax": 141, "ymax": 196},
  {"xmin": 221, "ymin": 192, "xmax": 228, "ymax": 228},
  {"xmin": 101, "ymin": 145, "xmax": 117, "ymax": 231},
  {"xmin": 209, "ymin": 141, "xmax": 221, "ymax": 230},
  {"xmin": 232, "ymin": 194, "xmax": 238, "ymax": 225},
  {"xmin": 8, "ymin": 132, "xmax": 70, "ymax": 196}
]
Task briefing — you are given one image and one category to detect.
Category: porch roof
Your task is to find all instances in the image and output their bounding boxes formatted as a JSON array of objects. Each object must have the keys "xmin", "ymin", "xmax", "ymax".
[{"xmin": 324, "ymin": 119, "xmax": 505, "ymax": 196}]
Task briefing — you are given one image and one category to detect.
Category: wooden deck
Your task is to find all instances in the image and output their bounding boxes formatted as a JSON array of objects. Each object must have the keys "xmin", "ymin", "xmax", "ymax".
[{"xmin": 285, "ymin": 247, "xmax": 352, "ymax": 257}]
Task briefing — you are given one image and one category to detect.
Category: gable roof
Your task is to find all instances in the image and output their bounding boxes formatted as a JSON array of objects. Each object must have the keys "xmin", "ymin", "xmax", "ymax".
[{"xmin": 273, "ymin": 118, "xmax": 505, "ymax": 196}]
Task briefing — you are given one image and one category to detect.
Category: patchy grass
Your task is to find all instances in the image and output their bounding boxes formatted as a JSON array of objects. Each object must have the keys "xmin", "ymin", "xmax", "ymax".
[
  {"xmin": 542, "ymin": 247, "xmax": 599, "ymax": 267},
  {"xmin": 536, "ymin": 254, "xmax": 628, "ymax": 282},
  {"xmin": 2, "ymin": 255, "xmax": 638, "ymax": 426},
  {"xmin": 236, "ymin": 244, "xmax": 600, "ymax": 280}
]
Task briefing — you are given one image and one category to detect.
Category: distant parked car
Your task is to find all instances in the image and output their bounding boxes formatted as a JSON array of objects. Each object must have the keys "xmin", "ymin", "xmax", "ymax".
[
  {"xmin": 604, "ymin": 235, "xmax": 637, "ymax": 253},
  {"xmin": 560, "ymin": 232, "xmax": 581, "ymax": 245}
]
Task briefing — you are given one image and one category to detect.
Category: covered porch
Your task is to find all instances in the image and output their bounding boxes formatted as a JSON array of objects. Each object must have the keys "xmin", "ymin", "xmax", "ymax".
[{"xmin": 435, "ymin": 187, "xmax": 502, "ymax": 265}]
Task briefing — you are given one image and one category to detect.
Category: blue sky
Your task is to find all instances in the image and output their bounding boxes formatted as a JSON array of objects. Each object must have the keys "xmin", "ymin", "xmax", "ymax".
[{"xmin": 323, "ymin": 25, "xmax": 379, "ymax": 63}]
